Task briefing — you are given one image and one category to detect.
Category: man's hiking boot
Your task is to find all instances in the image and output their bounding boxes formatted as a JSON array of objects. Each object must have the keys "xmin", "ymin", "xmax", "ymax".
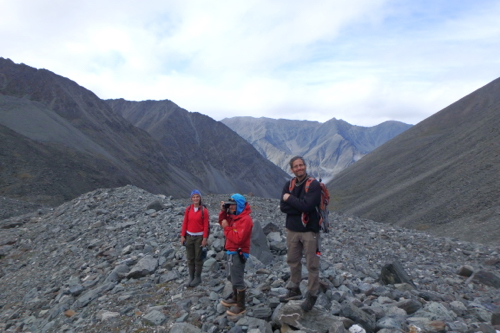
[
  {"xmin": 220, "ymin": 287, "xmax": 238, "ymax": 307},
  {"xmin": 279, "ymin": 287, "xmax": 302, "ymax": 302},
  {"xmin": 226, "ymin": 289, "xmax": 246, "ymax": 316},
  {"xmin": 300, "ymin": 294, "xmax": 318, "ymax": 312}
]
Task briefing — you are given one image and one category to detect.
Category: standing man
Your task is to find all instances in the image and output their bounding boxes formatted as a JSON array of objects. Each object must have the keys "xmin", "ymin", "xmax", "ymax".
[
  {"xmin": 219, "ymin": 194, "xmax": 253, "ymax": 316},
  {"xmin": 280, "ymin": 156, "xmax": 321, "ymax": 312}
]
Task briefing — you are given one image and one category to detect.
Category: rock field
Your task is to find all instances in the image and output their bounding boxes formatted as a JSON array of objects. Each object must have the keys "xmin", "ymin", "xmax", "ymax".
[{"xmin": 0, "ymin": 185, "xmax": 499, "ymax": 332}]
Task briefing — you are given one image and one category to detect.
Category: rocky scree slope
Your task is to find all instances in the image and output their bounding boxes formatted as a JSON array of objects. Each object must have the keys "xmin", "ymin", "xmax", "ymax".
[{"xmin": 0, "ymin": 186, "xmax": 499, "ymax": 333}]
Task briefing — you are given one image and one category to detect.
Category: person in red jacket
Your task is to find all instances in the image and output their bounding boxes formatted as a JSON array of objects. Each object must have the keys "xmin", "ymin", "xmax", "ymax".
[
  {"xmin": 180, "ymin": 190, "xmax": 209, "ymax": 287},
  {"xmin": 218, "ymin": 193, "xmax": 253, "ymax": 316}
]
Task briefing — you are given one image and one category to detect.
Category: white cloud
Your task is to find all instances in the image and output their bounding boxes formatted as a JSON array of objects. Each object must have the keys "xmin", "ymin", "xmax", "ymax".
[{"xmin": 1, "ymin": 0, "xmax": 500, "ymax": 126}]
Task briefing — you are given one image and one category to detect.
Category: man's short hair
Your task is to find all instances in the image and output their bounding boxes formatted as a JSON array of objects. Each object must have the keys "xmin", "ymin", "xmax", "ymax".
[{"xmin": 289, "ymin": 156, "xmax": 306, "ymax": 169}]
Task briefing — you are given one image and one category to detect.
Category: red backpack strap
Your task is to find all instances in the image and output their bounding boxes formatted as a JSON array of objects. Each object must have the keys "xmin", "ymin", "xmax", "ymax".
[
  {"xmin": 290, "ymin": 176, "xmax": 315, "ymax": 192},
  {"xmin": 304, "ymin": 177, "xmax": 314, "ymax": 193}
]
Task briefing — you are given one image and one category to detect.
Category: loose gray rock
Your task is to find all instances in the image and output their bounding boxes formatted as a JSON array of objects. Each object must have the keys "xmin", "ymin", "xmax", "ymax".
[
  {"xmin": 0, "ymin": 186, "xmax": 498, "ymax": 333},
  {"xmin": 127, "ymin": 255, "xmax": 158, "ymax": 279},
  {"xmin": 143, "ymin": 309, "xmax": 167, "ymax": 326}
]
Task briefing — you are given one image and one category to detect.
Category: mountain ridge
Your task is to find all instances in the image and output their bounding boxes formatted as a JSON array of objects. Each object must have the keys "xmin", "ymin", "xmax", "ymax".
[
  {"xmin": 0, "ymin": 58, "xmax": 287, "ymax": 208},
  {"xmin": 221, "ymin": 116, "xmax": 412, "ymax": 181},
  {"xmin": 105, "ymin": 98, "xmax": 289, "ymax": 198},
  {"xmin": 327, "ymin": 76, "xmax": 500, "ymax": 246}
]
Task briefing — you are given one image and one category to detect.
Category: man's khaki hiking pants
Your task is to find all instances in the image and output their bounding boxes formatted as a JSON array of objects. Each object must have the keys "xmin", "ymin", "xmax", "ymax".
[{"xmin": 285, "ymin": 229, "xmax": 320, "ymax": 296}]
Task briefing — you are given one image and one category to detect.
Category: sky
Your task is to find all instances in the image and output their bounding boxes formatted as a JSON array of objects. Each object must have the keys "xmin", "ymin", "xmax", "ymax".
[{"xmin": 1, "ymin": 0, "xmax": 500, "ymax": 127}]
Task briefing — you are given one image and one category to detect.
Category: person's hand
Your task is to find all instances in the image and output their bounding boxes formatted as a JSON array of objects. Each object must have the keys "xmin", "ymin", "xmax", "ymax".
[
  {"xmin": 180, "ymin": 236, "xmax": 185, "ymax": 245},
  {"xmin": 201, "ymin": 238, "xmax": 207, "ymax": 247},
  {"xmin": 283, "ymin": 193, "xmax": 290, "ymax": 201},
  {"xmin": 221, "ymin": 219, "xmax": 229, "ymax": 228}
]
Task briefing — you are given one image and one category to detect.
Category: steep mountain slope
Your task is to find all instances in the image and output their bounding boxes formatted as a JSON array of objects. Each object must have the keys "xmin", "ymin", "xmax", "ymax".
[
  {"xmin": 328, "ymin": 77, "xmax": 500, "ymax": 246},
  {"xmin": 106, "ymin": 99, "xmax": 290, "ymax": 198},
  {"xmin": 221, "ymin": 117, "xmax": 411, "ymax": 181},
  {"xmin": 0, "ymin": 58, "xmax": 286, "ymax": 206},
  {"xmin": 0, "ymin": 58, "xmax": 203, "ymax": 205}
]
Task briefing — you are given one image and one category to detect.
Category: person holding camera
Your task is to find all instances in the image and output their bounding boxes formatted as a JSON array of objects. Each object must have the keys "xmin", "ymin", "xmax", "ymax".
[
  {"xmin": 218, "ymin": 193, "xmax": 253, "ymax": 316},
  {"xmin": 180, "ymin": 189, "xmax": 209, "ymax": 287}
]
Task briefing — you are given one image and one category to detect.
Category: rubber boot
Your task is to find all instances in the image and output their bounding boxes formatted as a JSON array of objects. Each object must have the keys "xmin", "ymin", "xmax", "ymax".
[
  {"xmin": 279, "ymin": 287, "xmax": 302, "ymax": 302},
  {"xmin": 300, "ymin": 293, "xmax": 318, "ymax": 312},
  {"xmin": 220, "ymin": 286, "xmax": 238, "ymax": 307},
  {"xmin": 226, "ymin": 289, "xmax": 246, "ymax": 316},
  {"xmin": 189, "ymin": 266, "xmax": 202, "ymax": 287},
  {"xmin": 187, "ymin": 265, "xmax": 195, "ymax": 286},
  {"xmin": 220, "ymin": 287, "xmax": 238, "ymax": 307}
]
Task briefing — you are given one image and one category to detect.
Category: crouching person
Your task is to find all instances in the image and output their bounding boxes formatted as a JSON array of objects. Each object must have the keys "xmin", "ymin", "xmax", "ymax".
[{"xmin": 219, "ymin": 194, "xmax": 253, "ymax": 316}]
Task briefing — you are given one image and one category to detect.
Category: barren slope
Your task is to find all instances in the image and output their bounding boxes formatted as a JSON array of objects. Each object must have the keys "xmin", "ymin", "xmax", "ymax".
[{"xmin": 328, "ymin": 77, "xmax": 500, "ymax": 246}]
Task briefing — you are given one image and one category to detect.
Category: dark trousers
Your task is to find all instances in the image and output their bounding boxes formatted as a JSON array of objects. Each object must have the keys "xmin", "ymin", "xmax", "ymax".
[{"xmin": 186, "ymin": 235, "xmax": 203, "ymax": 272}]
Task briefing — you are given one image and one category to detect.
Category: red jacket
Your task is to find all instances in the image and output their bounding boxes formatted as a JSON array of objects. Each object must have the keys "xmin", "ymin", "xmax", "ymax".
[
  {"xmin": 181, "ymin": 205, "xmax": 209, "ymax": 238},
  {"xmin": 218, "ymin": 203, "xmax": 253, "ymax": 253}
]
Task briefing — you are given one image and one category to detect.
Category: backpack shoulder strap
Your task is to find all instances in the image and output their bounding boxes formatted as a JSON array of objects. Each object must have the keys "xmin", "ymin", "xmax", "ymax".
[
  {"xmin": 288, "ymin": 178, "xmax": 297, "ymax": 192},
  {"xmin": 187, "ymin": 204, "xmax": 206, "ymax": 219},
  {"xmin": 304, "ymin": 176, "xmax": 315, "ymax": 193}
]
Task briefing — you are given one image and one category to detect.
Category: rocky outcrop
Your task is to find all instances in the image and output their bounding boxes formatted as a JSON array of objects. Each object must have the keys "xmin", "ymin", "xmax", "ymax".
[{"xmin": 1, "ymin": 185, "xmax": 499, "ymax": 332}]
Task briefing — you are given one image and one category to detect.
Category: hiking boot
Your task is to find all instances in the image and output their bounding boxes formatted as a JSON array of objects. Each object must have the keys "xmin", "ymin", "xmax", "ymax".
[
  {"xmin": 220, "ymin": 287, "xmax": 237, "ymax": 307},
  {"xmin": 300, "ymin": 294, "xmax": 318, "ymax": 312},
  {"xmin": 279, "ymin": 287, "xmax": 302, "ymax": 302},
  {"xmin": 226, "ymin": 289, "xmax": 246, "ymax": 316}
]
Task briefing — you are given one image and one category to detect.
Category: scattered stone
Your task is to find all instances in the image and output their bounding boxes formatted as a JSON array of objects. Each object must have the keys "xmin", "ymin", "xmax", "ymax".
[
  {"xmin": 466, "ymin": 269, "xmax": 500, "ymax": 288},
  {"xmin": 64, "ymin": 310, "xmax": 76, "ymax": 317},
  {"xmin": 379, "ymin": 261, "xmax": 416, "ymax": 288},
  {"xmin": 0, "ymin": 185, "xmax": 498, "ymax": 332},
  {"xmin": 143, "ymin": 309, "xmax": 167, "ymax": 326}
]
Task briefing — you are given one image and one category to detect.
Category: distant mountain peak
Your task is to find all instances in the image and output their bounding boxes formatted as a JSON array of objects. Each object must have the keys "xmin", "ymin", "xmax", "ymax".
[{"xmin": 222, "ymin": 116, "xmax": 412, "ymax": 181}]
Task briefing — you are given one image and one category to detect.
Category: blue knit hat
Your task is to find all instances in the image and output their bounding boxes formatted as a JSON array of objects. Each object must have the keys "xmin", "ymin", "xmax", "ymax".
[{"xmin": 190, "ymin": 189, "xmax": 201, "ymax": 198}]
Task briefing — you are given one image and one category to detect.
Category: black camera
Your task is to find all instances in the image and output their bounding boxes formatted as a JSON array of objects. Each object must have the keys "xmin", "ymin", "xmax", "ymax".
[{"xmin": 223, "ymin": 199, "xmax": 237, "ymax": 211}]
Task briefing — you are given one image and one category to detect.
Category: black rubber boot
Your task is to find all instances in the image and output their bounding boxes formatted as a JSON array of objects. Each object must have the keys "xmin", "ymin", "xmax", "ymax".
[
  {"xmin": 189, "ymin": 266, "xmax": 202, "ymax": 287},
  {"xmin": 300, "ymin": 293, "xmax": 318, "ymax": 312},
  {"xmin": 187, "ymin": 266, "xmax": 195, "ymax": 286},
  {"xmin": 279, "ymin": 287, "xmax": 302, "ymax": 302},
  {"xmin": 220, "ymin": 286, "xmax": 238, "ymax": 307},
  {"xmin": 226, "ymin": 289, "xmax": 246, "ymax": 316}
]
